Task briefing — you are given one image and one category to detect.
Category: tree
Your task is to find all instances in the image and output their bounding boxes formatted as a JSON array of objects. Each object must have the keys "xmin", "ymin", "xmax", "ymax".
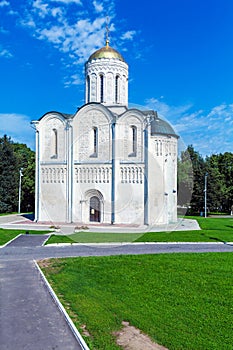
[
  {"xmin": 178, "ymin": 146, "xmax": 233, "ymax": 214},
  {"xmin": 177, "ymin": 149, "xmax": 193, "ymax": 206},
  {"xmin": 13, "ymin": 143, "xmax": 35, "ymax": 212},
  {"xmin": 178, "ymin": 145, "xmax": 206, "ymax": 212},
  {"xmin": 205, "ymin": 154, "xmax": 226, "ymax": 211},
  {"xmin": 0, "ymin": 136, "xmax": 18, "ymax": 212},
  {"xmin": 0, "ymin": 136, "xmax": 35, "ymax": 214},
  {"xmin": 217, "ymin": 152, "xmax": 233, "ymax": 211}
]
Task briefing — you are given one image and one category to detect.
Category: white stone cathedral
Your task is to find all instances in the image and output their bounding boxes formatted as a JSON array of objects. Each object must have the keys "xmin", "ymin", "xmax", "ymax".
[{"xmin": 33, "ymin": 39, "xmax": 178, "ymax": 226}]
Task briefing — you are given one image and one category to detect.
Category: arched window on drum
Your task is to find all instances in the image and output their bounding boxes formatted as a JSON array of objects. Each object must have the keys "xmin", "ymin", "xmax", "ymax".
[
  {"xmin": 100, "ymin": 74, "xmax": 104, "ymax": 103},
  {"xmin": 115, "ymin": 75, "xmax": 120, "ymax": 103},
  {"xmin": 86, "ymin": 75, "xmax": 90, "ymax": 102}
]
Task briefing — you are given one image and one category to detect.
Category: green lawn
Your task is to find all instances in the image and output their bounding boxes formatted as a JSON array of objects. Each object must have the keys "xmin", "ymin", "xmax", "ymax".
[
  {"xmin": 39, "ymin": 253, "xmax": 233, "ymax": 350},
  {"xmin": 0, "ymin": 228, "xmax": 50, "ymax": 245},
  {"xmin": 46, "ymin": 216, "xmax": 233, "ymax": 244},
  {"xmin": 47, "ymin": 231, "xmax": 143, "ymax": 244},
  {"xmin": 136, "ymin": 216, "xmax": 233, "ymax": 242},
  {"xmin": 0, "ymin": 212, "xmax": 17, "ymax": 216}
]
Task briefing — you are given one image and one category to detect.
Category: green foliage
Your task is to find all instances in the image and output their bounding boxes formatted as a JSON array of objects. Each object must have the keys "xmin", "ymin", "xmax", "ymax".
[
  {"xmin": 0, "ymin": 135, "xmax": 35, "ymax": 213},
  {"xmin": 217, "ymin": 152, "xmax": 233, "ymax": 208},
  {"xmin": 177, "ymin": 150, "xmax": 193, "ymax": 205},
  {"xmin": 41, "ymin": 253, "xmax": 233, "ymax": 349},
  {"xmin": 0, "ymin": 135, "xmax": 18, "ymax": 212},
  {"xmin": 13, "ymin": 141, "xmax": 35, "ymax": 212},
  {"xmin": 178, "ymin": 145, "xmax": 233, "ymax": 213}
]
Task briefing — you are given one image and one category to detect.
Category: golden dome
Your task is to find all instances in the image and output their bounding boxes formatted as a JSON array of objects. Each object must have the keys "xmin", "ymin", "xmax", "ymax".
[{"xmin": 88, "ymin": 41, "xmax": 125, "ymax": 62}]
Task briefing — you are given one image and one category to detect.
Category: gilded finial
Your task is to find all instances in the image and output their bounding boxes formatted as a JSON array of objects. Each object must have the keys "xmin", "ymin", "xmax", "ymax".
[{"xmin": 105, "ymin": 16, "xmax": 110, "ymax": 47}]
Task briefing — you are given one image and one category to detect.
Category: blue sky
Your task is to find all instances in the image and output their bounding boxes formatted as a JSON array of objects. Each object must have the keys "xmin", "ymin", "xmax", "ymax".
[{"xmin": 0, "ymin": 0, "xmax": 233, "ymax": 156}]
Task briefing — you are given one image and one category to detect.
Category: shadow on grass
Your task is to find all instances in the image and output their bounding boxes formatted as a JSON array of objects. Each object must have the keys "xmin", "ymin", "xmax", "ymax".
[{"xmin": 200, "ymin": 232, "xmax": 227, "ymax": 244}]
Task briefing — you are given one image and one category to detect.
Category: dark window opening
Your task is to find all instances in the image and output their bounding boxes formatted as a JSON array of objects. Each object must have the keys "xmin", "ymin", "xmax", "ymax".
[
  {"xmin": 87, "ymin": 75, "xmax": 90, "ymax": 102},
  {"xmin": 100, "ymin": 75, "xmax": 104, "ymax": 103},
  {"xmin": 90, "ymin": 127, "xmax": 98, "ymax": 158},
  {"xmin": 115, "ymin": 75, "xmax": 119, "ymax": 103},
  {"xmin": 51, "ymin": 128, "xmax": 58, "ymax": 159},
  {"xmin": 129, "ymin": 126, "xmax": 137, "ymax": 157}
]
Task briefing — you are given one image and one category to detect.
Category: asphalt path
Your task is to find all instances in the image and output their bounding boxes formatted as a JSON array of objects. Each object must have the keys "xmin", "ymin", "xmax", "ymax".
[
  {"xmin": 0, "ymin": 235, "xmax": 86, "ymax": 350},
  {"xmin": 1, "ymin": 234, "xmax": 233, "ymax": 350},
  {"xmin": 0, "ymin": 260, "xmax": 83, "ymax": 350},
  {"xmin": 1, "ymin": 236, "xmax": 233, "ymax": 262}
]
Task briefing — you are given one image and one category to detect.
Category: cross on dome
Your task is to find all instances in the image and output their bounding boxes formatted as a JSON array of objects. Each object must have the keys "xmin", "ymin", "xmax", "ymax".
[{"xmin": 105, "ymin": 16, "xmax": 110, "ymax": 47}]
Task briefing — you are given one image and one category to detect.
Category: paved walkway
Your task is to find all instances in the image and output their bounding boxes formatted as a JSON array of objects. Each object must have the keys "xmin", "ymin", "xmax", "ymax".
[
  {"xmin": 6, "ymin": 234, "xmax": 49, "ymax": 247},
  {"xmin": 0, "ymin": 213, "xmax": 201, "ymax": 232},
  {"xmin": 0, "ymin": 235, "xmax": 84, "ymax": 350}
]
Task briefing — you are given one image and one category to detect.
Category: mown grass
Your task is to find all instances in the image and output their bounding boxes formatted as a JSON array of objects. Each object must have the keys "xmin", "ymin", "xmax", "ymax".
[
  {"xmin": 0, "ymin": 212, "xmax": 17, "ymax": 216},
  {"xmin": 0, "ymin": 228, "xmax": 50, "ymax": 245},
  {"xmin": 47, "ymin": 231, "xmax": 143, "ymax": 244},
  {"xmin": 46, "ymin": 216, "xmax": 233, "ymax": 244},
  {"xmin": 40, "ymin": 253, "xmax": 233, "ymax": 350},
  {"xmin": 136, "ymin": 216, "xmax": 233, "ymax": 242}
]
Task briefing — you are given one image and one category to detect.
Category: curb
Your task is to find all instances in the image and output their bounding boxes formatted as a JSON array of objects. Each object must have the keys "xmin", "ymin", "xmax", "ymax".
[
  {"xmin": 34, "ymin": 261, "xmax": 90, "ymax": 350},
  {"xmin": 0, "ymin": 234, "xmax": 22, "ymax": 248},
  {"xmin": 42, "ymin": 234, "xmax": 51, "ymax": 246},
  {"xmin": 45, "ymin": 241, "xmax": 233, "ymax": 247}
]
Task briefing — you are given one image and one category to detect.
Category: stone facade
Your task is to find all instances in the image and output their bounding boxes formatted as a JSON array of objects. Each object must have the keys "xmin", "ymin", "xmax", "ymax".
[{"xmin": 33, "ymin": 43, "xmax": 178, "ymax": 226}]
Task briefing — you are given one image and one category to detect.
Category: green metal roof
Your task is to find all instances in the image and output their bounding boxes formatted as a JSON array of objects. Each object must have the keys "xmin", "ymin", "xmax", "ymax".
[{"xmin": 151, "ymin": 117, "xmax": 178, "ymax": 137}]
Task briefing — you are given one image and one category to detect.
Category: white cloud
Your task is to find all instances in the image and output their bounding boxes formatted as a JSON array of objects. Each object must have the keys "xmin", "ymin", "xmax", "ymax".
[
  {"xmin": 8, "ymin": 9, "xmax": 18, "ymax": 15},
  {"xmin": 32, "ymin": 0, "xmax": 49, "ymax": 18},
  {"xmin": 0, "ymin": 0, "xmax": 9, "ymax": 7},
  {"xmin": 145, "ymin": 97, "xmax": 192, "ymax": 121},
  {"xmin": 64, "ymin": 73, "xmax": 82, "ymax": 87},
  {"xmin": 20, "ymin": 15, "xmax": 36, "ymax": 28},
  {"xmin": 38, "ymin": 25, "xmax": 65, "ymax": 44},
  {"xmin": 93, "ymin": 1, "xmax": 103, "ymax": 13},
  {"xmin": 15, "ymin": 0, "xmax": 139, "ymax": 86},
  {"xmin": 121, "ymin": 30, "xmax": 137, "ymax": 41},
  {"xmin": 36, "ymin": 16, "xmax": 106, "ymax": 62},
  {"xmin": 0, "ymin": 113, "xmax": 34, "ymax": 149},
  {"xmin": 51, "ymin": 6, "xmax": 64, "ymax": 18},
  {"xmin": 52, "ymin": 0, "xmax": 82, "ymax": 4},
  {"xmin": 145, "ymin": 97, "xmax": 233, "ymax": 156},
  {"xmin": 0, "ymin": 48, "xmax": 13, "ymax": 58}
]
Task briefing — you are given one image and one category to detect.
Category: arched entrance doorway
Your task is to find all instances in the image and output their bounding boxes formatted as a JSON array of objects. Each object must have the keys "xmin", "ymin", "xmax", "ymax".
[{"xmin": 89, "ymin": 196, "xmax": 101, "ymax": 222}]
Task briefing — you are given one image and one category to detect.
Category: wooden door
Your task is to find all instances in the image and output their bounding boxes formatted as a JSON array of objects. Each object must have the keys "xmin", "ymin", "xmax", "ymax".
[{"xmin": 90, "ymin": 196, "xmax": 101, "ymax": 222}]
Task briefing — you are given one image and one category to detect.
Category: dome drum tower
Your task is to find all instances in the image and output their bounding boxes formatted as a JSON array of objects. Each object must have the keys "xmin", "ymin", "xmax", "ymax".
[{"xmin": 85, "ymin": 41, "xmax": 128, "ymax": 106}]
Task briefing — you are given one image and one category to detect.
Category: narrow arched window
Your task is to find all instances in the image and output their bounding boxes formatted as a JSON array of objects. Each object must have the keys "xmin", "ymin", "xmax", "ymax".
[
  {"xmin": 51, "ymin": 128, "xmax": 58, "ymax": 158},
  {"xmin": 115, "ymin": 75, "xmax": 119, "ymax": 103},
  {"xmin": 90, "ymin": 127, "xmax": 98, "ymax": 157},
  {"xmin": 132, "ymin": 126, "xmax": 137, "ymax": 155},
  {"xmin": 94, "ymin": 127, "xmax": 98, "ymax": 154},
  {"xmin": 100, "ymin": 74, "xmax": 104, "ymax": 103},
  {"xmin": 87, "ymin": 75, "xmax": 90, "ymax": 103},
  {"xmin": 129, "ymin": 126, "xmax": 137, "ymax": 157}
]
